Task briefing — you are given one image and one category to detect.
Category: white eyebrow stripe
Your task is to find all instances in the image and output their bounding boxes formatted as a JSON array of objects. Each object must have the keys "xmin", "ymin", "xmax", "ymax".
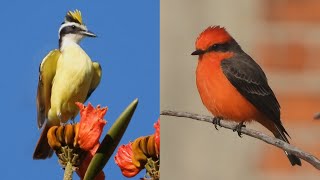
[{"xmin": 58, "ymin": 22, "xmax": 87, "ymax": 38}]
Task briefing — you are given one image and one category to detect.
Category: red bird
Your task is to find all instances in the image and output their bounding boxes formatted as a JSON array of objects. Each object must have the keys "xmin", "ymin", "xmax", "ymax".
[{"xmin": 192, "ymin": 26, "xmax": 301, "ymax": 166}]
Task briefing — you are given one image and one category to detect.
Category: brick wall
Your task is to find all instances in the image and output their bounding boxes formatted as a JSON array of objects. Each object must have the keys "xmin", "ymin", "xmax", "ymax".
[{"xmin": 255, "ymin": 0, "xmax": 320, "ymax": 175}]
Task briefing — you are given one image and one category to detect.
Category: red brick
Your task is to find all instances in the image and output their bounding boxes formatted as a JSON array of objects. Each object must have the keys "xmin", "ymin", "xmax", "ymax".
[
  {"xmin": 265, "ymin": 0, "xmax": 320, "ymax": 23},
  {"xmin": 278, "ymin": 93, "xmax": 320, "ymax": 125},
  {"xmin": 259, "ymin": 143, "xmax": 320, "ymax": 173},
  {"xmin": 307, "ymin": 46, "xmax": 320, "ymax": 70},
  {"xmin": 256, "ymin": 42, "xmax": 306, "ymax": 72}
]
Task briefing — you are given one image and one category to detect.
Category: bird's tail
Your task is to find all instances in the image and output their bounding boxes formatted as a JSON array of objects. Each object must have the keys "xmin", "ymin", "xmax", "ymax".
[
  {"xmin": 274, "ymin": 125, "xmax": 301, "ymax": 166},
  {"xmin": 33, "ymin": 125, "xmax": 53, "ymax": 159}
]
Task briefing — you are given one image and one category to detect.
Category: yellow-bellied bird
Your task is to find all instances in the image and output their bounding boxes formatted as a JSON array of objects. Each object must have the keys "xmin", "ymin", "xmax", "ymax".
[{"xmin": 34, "ymin": 10, "xmax": 102, "ymax": 159}]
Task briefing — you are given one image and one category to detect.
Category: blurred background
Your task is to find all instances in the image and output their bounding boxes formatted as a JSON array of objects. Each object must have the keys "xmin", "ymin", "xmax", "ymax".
[
  {"xmin": 161, "ymin": 0, "xmax": 320, "ymax": 179},
  {"xmin": 0, "ymin": 0, "xmax": 159, "ymax": 179}
]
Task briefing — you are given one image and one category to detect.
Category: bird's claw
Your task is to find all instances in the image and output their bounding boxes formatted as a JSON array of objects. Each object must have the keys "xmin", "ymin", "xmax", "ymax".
[
  {"xmin": 212, "ymin": 116, "xmax": 222, "ymax": 130},
  {"xmin": 233, "ymin": 121, "xmax": 246, "ymax": 137},
  {"xmin": 57, "ymin": 112, "xmax": 62, "ymax": 121}
]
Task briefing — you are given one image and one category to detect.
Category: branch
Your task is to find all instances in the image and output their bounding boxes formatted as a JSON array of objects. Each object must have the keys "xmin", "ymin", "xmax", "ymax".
[
  {"xmin": 160, "ymin": 110, "xmax": 320, "ymax": 170},
  {"xmin": 63, "ymin": 161, "xmax": 73, "ymax": 180}
]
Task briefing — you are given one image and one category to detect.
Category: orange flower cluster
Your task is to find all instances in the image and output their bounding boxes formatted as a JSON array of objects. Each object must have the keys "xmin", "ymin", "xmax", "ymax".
[
  {"xmin": 47, "ymin": 103, "xmax": 107, "ymax": 180},
  {"xmin": 114, "ymin": 143, "xmax": 142, "ymax": 177},
  {"xmin": 76, "ymin": 102, "xmax": 107, "ymax": 151},
  {"xmin": 114, "ymin": 119, "xmax": 160, "ymax": 178},
  {"xmin": 47, "ymin": 124, "xmax": 79, "ymax": 152}
]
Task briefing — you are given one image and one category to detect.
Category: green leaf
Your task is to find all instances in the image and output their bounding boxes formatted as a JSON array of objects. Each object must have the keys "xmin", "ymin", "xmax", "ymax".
[{"xmin": 83, "ymin": 98, "xmax": 139, "ymax": 180}]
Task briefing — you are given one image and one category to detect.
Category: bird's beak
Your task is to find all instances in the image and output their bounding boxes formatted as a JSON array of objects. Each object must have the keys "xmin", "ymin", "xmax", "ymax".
[
  {"xmin": 191, "ymin": 49, "xmax": 205, "ymax": 55},
  {"xmin": 81, "ymin": 30, "xmax": 97, "ymax": 38}
]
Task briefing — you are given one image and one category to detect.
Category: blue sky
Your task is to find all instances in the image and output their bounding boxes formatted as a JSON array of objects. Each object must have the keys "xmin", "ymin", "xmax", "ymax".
[{"xmin": 0, "ymin": 0, "xmax": 159, "ymax": 179}]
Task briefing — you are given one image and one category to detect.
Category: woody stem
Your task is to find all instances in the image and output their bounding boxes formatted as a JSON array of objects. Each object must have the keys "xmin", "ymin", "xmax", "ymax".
[
  {"xmin": 63, "ymin": 161, "xmax": 73, "ymax": 180},
  {"xmin": 145, "ymin": 158, "xmax": 160, "ymax": 180}
]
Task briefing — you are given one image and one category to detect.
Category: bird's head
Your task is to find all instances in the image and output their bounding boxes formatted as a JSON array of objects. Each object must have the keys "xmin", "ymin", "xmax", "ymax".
[
  {"xmin": 59, "ymin": 10, "xmax": 96, "ymax": 48},
  {"xmin": 191, "ymin": 26, "xmax": 239, "ymax": 56}
]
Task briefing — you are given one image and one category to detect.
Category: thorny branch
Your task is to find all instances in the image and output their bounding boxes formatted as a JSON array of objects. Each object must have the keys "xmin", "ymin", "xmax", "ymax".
[{"xmin": 160, "ymin": 110, "xmax": 320, "ymax": 170}]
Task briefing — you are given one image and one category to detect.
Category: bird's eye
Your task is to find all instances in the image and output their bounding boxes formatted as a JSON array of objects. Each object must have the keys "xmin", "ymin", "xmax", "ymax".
[
  {"xmin": 208, "ymin": 43, "xmax": 228, "ymax": 52},
  {"xmin": 208, "ymin": 44, "xmax": 218, "ymax": 51},
  {"xmin": 72, "ymin": 25, "xmax": 76, "ymax": 29}
]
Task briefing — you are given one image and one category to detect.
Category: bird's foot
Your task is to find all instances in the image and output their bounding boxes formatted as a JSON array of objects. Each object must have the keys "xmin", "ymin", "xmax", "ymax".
[
  {"xmin": 233, "ymin": 121, "xmax": 246, "ymax": 137},
  {"xmin": 212, "ymin": 116, "xmax": 223, "ymax": 130},
  {"xmin": 57, "ymin": 112, "xmax": 62, "ymax": 121}
]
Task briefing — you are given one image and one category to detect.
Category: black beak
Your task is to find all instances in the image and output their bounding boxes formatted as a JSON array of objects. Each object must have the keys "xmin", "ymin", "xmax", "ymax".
[
  {"xmin": 81, "ymin": 30, "xmax": 97, "ymax": 38},
  {"xmin": 191, "ymin": 49, "xmax": 205, "ymax": 55}
]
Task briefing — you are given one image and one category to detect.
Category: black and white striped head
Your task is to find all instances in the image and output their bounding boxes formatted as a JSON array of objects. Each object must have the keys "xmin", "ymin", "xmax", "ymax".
[{"xmin": 59, "ymin": 10, "xmax": 96, "ymax": 48}]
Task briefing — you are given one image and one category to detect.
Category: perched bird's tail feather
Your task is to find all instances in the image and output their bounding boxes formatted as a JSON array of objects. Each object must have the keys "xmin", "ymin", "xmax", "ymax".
[
  {"xmin": 274, "ymin": 125, "xmax": 301, "ymax": 166},
  {"xmin": 33, "ymin": 125, "xmax": 53, "ymax": 159}
]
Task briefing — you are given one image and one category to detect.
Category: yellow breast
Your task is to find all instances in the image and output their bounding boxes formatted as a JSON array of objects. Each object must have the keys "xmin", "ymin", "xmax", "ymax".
[{"xmin": 49, "ymin": 44, "xmax": 93, "ymax": 124}]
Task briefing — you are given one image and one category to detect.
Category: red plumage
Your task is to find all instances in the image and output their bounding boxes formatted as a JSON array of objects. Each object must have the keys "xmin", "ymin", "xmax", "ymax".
[{"xmin": 192, "ymin": 26, "xmax": 301, "ymax": 166}]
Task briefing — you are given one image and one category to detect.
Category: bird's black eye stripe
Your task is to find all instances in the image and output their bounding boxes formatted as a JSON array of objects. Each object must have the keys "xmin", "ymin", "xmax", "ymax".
[
  {"xmin": 60, "ymin": 25, "xmax": 81, "ymax": 35},
  {"xmin": 207, "ymin": 43, "xmax": 229, "ymax": 52}
]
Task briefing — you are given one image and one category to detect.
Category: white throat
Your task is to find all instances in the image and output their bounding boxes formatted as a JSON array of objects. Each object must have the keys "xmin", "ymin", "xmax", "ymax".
[
  {"xmin": 58, "ymin": 22, "xmax": 87, "ymax": 51},
  {"xmin": 60, "ymin": 34, "xmax": 84, "ymax": 51}
]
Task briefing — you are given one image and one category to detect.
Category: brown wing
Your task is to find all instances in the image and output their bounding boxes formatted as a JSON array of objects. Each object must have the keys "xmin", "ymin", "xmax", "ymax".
[
  {"xmin": 37, "ymin": 49, "xmax": 60, "ymax": 128},
  {"xmin": 85, "ymin": 61, "xmax": 102, "ymax": 101}
]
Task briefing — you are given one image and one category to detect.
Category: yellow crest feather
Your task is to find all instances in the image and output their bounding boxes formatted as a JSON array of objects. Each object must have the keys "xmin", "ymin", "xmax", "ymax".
[{"xmin": 66, "ymin": 9, "xmax": 83, "ymax": 25}]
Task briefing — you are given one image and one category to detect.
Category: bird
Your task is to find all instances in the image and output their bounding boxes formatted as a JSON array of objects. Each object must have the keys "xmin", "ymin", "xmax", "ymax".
[
  {"xmin": 34, "ymin": 10, "xmax": 102, "ymax": 159},
  {"xmin": 191, "ymin": 26, "xmax": 301, "ymax": 166}
]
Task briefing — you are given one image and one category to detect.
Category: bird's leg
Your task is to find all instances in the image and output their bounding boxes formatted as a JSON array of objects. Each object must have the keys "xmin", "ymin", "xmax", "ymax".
[
  {"xmin": 57, "ymin": 112, "xmax": 65, "ymax": 126},
  {"xmin": 212, "ymin": 116, "xmax": 223, "ymax": 130},
  {"xmin": 58, "ymin": 112, "xmax": 62, "ymax": 121},
  {"xmin": 233, "ymin": 121, "xmax": 246, "ymax": 137}
]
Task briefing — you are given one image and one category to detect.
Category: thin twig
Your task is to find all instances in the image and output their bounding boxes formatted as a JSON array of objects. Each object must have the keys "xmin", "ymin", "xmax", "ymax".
[{"xmin": 160, "ymin": 110, "xmax": 320, "ymax": 170}]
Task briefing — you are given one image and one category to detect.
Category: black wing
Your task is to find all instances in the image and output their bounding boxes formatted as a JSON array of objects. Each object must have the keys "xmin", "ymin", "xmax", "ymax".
[{"xmin": 221, "ymin": 54, "xmax": 289, "ymax": 137}]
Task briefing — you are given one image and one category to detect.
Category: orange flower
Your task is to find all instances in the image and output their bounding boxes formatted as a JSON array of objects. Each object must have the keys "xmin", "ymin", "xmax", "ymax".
[
  {"xmin": 76, "ymin": 143, "xmax": 105, "ymax": 180},
  {"xmin": 114, "ymin": 143, "xmax": 142, "ymax": 177},
  {"xmin": 76, "ymin": 102, "xmax": 107, "ymax": 151},
  {"xmin": 154, "ymin": 119, "xmax": 160, "ymax": 154}
]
